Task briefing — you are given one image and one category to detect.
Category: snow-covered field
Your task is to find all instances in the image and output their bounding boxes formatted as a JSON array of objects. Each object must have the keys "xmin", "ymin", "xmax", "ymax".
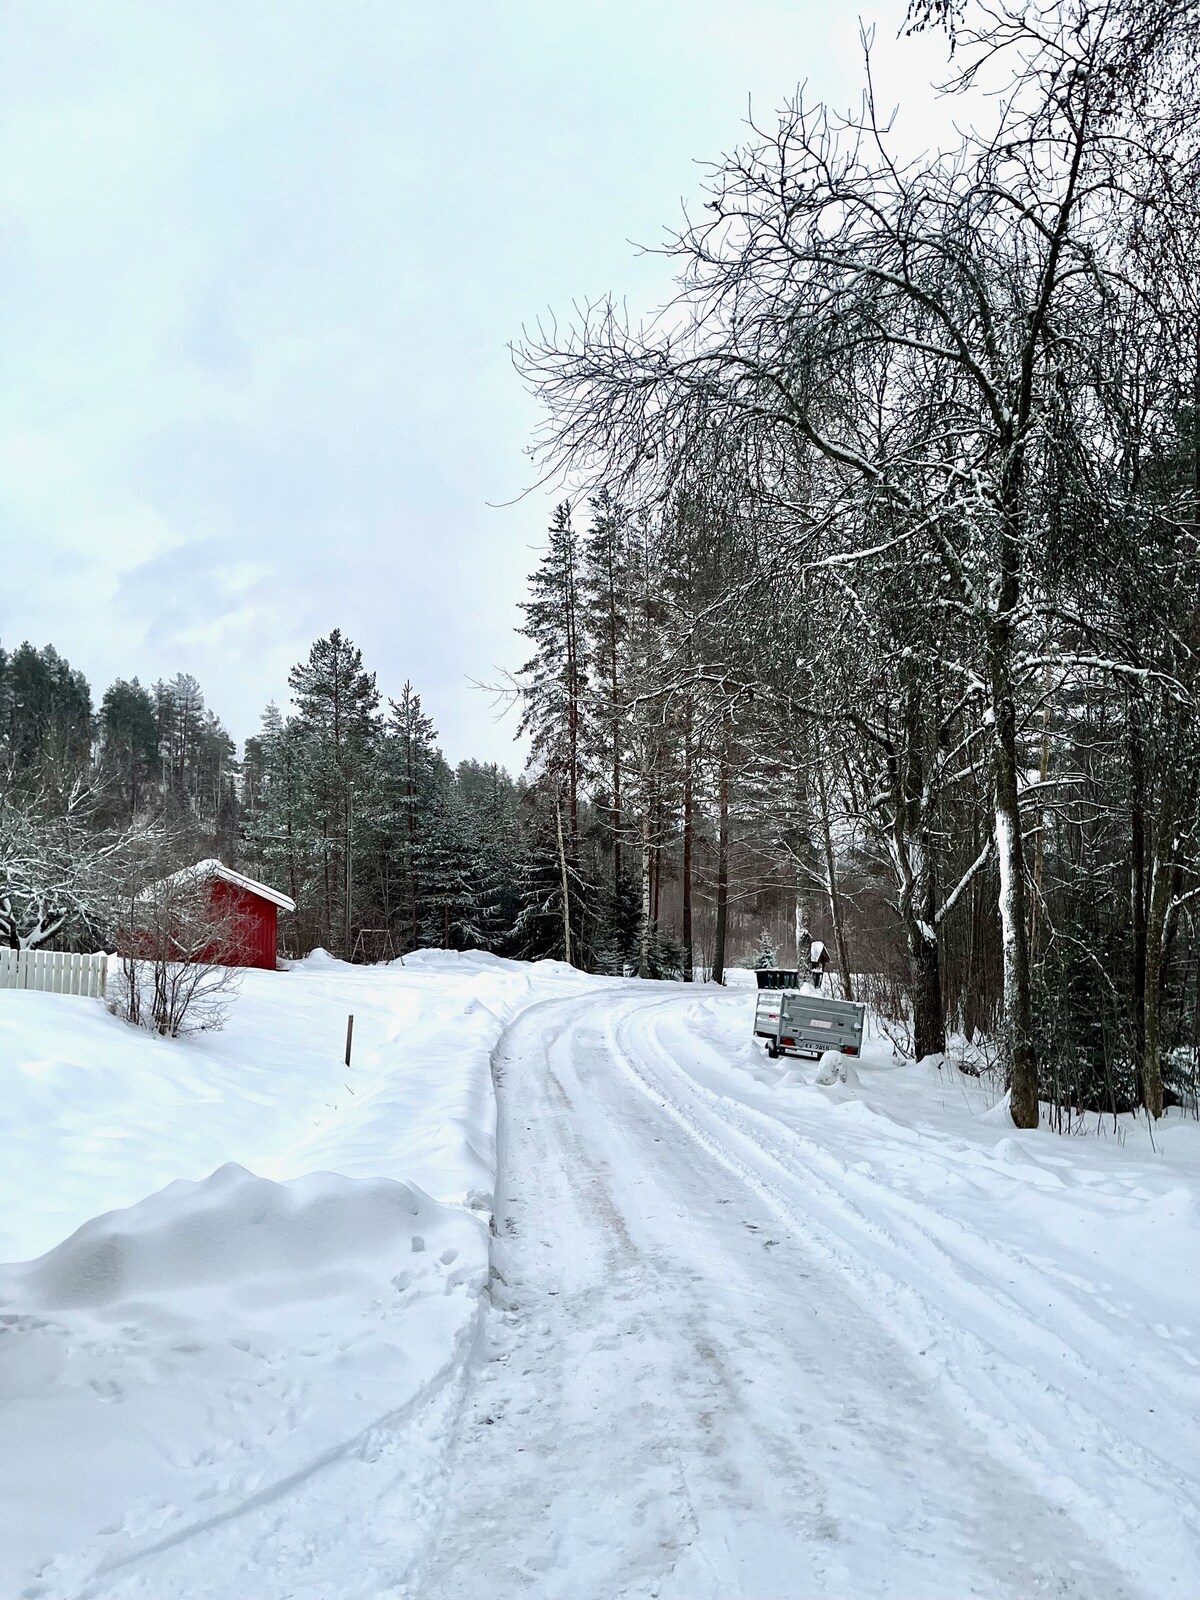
[
  {"xmin": 0, "ymin": 951, "xmax": 594, "ymax": 1599},
  {"xmin": 2, "ymin": 958, "xmax": 1198, "ymax": 1598}
]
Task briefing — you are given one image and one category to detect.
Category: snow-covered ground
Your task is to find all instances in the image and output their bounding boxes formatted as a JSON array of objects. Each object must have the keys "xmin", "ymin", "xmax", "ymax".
[
  {"xmin": 2, "ymin": 961, "xmax": 1198, "ymax": 1597},
  {"xmin": 0, "ymin": 951, "xmax": 594, "ymax": 1599}
]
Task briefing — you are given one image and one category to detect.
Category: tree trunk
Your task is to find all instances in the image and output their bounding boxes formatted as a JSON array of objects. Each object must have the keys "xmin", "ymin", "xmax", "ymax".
[
  {"xmin": 1143, "ymin": 820, "xmax": 1174, "ymax": 1119},
  {"xmin": 992, "ymin": 643, "xmax": 1038, "ymax": 1127},
  {"xmin": 712, "ymin": 751, "xmax": 730, "ymax": 986},
  {"xmin": 1129, "ymin": 705, "xmax": 1148, "ymax": 1095},
  {"xmin": 681, "ymin": 713, "xmax": 694, "ymax": 982},
  {"xmin": 828, "ymin": 879, "xmax": 853, "ymax": 1003},
  {"xmin": 638, "ymin": 810, "xmax": 652, "ymax": 977},
  {"xmin": 555, "ymin": 787, "xmax": 573, "ymax": 967},
  {"xmin": 1029, "ymin": 661, "xmax": 1052, "ymax": 955},
  {"xmin": 286, "ymin": 813, "xmax": 299, "ymax": 938},
  {"xmin": 612, "ymin": 737, "xmax": 623, "ymax": 889},
  {"xmin": 322, "ymin": 826, "xmax": 332, "ymax": 952},
  {"xmin": 816, "ymin": 771, "xmax": 852, "ymax": 1001},
  {"xmin": 609, "ymin": 588, "xmax": 623, "ymax": 889},
  {"xmin": 793, "ymin": 810, "xmax": 814, "ymax": 969},
  {"xmin": 565, "ymin": 535, "xmax": 581, "ymax": 854},
  {"xmin": 651, "ymin": 781, "xmax": 663, "ymax": 925},
  {"xmin": 909, "ymin": 930, "xmax": 945, "ymax": 1062},
  {"xmin": 344, "ymin": 790, "xmax": 353, "ymax": 960}
]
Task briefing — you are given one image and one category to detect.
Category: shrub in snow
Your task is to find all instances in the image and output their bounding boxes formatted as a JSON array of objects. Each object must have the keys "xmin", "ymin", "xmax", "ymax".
[
  {"xmin": 109, "ymin": 871, "xmax": 242, "ymax": 1037},
  {"xmin": 751, "ymin": 931, "xmax": 778, "ymax": 970}
]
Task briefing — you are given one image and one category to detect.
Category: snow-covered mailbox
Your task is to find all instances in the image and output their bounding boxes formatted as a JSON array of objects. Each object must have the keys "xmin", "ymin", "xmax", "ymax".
[{"xmin": 136, "ymin": 859, "xmax": 296, "ymax": 972}]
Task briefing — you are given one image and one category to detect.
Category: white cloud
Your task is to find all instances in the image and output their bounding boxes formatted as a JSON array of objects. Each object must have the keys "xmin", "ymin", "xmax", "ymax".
[{"xmin": 0, "ymin": 0, "xmax": 956, "ymax": 765}]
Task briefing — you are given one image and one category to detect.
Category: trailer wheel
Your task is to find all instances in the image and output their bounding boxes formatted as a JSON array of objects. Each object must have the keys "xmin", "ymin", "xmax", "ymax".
[{"xmin": 766, "ymin": 1042, "xmax": 779, "ymax": 1059}]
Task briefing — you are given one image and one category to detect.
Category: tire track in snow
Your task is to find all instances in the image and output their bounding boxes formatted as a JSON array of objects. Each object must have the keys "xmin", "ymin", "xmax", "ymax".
[
  {"xmin": 607, "ymin": 992, "xmax": 1200, "ymax": 1594},
  {"xmin": 411, "ymin": 986, "xmax": 1148, "ymax": 1600}
]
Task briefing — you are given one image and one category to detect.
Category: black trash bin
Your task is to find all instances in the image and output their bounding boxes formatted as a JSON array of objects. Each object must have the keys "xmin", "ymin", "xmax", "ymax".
[{"xmin": 754, "ymin": 968, "xmax": 800, "ymax": 990}]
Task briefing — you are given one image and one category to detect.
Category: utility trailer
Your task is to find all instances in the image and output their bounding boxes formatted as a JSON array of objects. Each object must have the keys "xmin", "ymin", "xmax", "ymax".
[{"xmin": 754, "ymin": 989, "xmax": 866, "ymax": 1061}]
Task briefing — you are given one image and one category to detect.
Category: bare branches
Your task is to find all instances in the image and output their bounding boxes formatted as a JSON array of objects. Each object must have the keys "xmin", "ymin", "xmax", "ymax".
[
  {"xmin": 0, "ymin": 780, "xmax": 160, "ymax": 952},
  {"xmin": 511, "ymin": 0, "xmax": 1200, "ymax": 1113}
]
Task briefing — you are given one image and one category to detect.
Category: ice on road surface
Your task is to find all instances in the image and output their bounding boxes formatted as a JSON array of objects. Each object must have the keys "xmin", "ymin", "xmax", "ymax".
[{"xmin": 2, "ymin": 959, "xmax": 1197, "ymax": 1597}]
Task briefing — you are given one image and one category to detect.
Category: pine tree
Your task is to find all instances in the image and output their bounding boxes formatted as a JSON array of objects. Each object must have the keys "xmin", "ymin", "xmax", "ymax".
[
  {"xmin": 3, "ymin": 642, "xmax": 93, "ymax": 788},
  {"xmin": 98, "ymin": 678, "xmax": 158, "ymax": 817},
  {"xmin": 510, "ymin": 777, "xmax": 598, "ymax": 965},
  {"xmin": 240, "ymin": 701, "xmax": 282, "ymax": 821},
  {"xmin": 159, "ymin": 673, "xmax": 206, "ymax": 812},
  {"xmin": 623, "ymin": 511, "xmax": 673, "ymax": 978},
  {"xmin": 288, "ymin": 630, "xmax": 380, "ymax": 955},
  {"xmin": 198, "ymin": 710, "xmax": 237, "ymax": 826},
  {"xmin": 581, "ymin": 490, "xmax": 634, "ymax": 890}
]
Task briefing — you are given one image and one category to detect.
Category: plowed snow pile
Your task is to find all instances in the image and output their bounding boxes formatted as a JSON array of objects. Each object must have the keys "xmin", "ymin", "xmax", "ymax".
[{"xmin": 0, "ymin": 951, "xmax": 592, "ymax": 1599}]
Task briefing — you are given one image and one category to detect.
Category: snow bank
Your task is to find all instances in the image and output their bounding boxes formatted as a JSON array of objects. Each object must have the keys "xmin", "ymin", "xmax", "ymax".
[
  {"xmin": 0, "ymin": 1164, "xmax": 483, "ymax": 1594},
  {"xmin": 0, "ymin": 951, "xmax": 595, "ymax": 1597},
  {"xmin": 7, "ymin": 1162, "xmax": 453, "ymax": 1313}
]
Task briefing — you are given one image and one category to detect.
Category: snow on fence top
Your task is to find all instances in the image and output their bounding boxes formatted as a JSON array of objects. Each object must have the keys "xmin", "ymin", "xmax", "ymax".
[{"xmin": 145, "ymin": 858, "xmax": 297, "ymax": 913}]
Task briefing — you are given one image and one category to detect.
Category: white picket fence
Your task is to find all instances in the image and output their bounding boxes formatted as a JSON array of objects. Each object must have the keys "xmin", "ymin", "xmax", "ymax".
[{"xmin": 0, "ymin": 948, "xmax": 109, "ymax": 999}]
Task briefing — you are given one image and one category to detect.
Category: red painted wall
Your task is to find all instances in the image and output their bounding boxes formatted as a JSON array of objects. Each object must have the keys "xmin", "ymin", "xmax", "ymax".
[{"xmin": 208, "ymin": 880, "xmax": 279, "ymax": 971}]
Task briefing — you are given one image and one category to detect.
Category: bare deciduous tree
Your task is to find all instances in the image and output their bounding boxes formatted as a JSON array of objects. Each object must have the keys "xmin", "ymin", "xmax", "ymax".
[{"xmin": 110, "ymin": 862, "xmax": 244, "ymax": 1037}]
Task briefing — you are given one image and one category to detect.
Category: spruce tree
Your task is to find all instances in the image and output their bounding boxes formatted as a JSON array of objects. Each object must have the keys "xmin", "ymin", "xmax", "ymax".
[
  {"xmin": 417, "ymin": 785, "xmax": 482, "ymax": 949},
  {"xmin": 385, "ymin": 681, "xmax": 442, "ymax": 950},
  {"xmin": 243, "ymin": 707, "xmax": 316, "ymax": 950},
  {"xmin": 456, "ymin": 760, "xmax": 522, "ymax": 950},
  {"xmin": 518, "ymin": 502, "xmax": 588, "ymax": 848}
]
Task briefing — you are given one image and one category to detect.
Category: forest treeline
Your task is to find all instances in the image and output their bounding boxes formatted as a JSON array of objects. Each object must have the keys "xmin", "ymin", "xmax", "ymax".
[
  {"xmin": 0, "ymin": 627, "xmax": 769, "ymax": 983},
  {"xmin": 0, "ymin": 635, "xmax": 542, "ymax": 968}
]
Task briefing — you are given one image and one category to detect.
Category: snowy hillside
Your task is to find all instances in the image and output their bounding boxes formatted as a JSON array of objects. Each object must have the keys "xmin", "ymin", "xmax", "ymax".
[{"xmin": 2, "ymin": 960, "xmax": 1198, "ymax": 1598}]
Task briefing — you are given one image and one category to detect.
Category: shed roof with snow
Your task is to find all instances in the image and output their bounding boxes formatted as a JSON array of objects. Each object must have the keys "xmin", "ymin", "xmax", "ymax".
[{"xmin": 158, "ymin": 859, "xmax": 297, "ymax": 913}]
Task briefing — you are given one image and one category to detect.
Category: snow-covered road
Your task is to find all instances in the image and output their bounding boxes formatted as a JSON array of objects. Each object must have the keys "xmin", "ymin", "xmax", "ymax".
[
  {"xmin": 412, "ymin": 987, "xmax": 1191, "ymax": 1599},
  {"xmin": 5, "ymin": 960, "xmax": 1197, "ymax": 1598}
]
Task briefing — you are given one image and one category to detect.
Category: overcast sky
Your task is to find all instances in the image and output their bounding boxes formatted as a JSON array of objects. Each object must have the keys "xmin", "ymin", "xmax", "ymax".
[{"xmin": 0, "ymin": 1, "xmax": 953, "ymax": 768}]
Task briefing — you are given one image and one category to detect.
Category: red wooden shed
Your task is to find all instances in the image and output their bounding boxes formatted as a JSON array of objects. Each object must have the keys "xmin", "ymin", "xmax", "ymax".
[{"xmin": 150, "ymin": 859, "xmax": 295, "ymax": 971}]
